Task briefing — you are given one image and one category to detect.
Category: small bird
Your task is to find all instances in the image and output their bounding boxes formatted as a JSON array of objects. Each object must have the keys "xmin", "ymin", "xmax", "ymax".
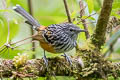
[{"xmin": 13, "ymin": 5, "xmax": 86, "ymax": 66}]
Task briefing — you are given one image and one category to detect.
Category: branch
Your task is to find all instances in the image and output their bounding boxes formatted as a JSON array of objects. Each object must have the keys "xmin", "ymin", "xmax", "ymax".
[
  {"xmin": 79, "ymin": 0, "xmax": 90, "ymax": 39},
  {"xmin": 92, "ymin": 0, "xmax": 114, "ymax": 49},
  {"xmin": 81, "ymin": 19, "xmax": 90, "ymax": 39},
  {"xmin": 27, "ymin": 0, "xmax": 36, "ymax": 58},
  {"xmin": 63, "ymin": 0, "xmax": 72, "ymax": 23},
  {"xmin": 0, "ymin": 57, "xmax": 82, "ymax": 78},
  {"xmin": 0, "ymin": 48, "xmax": 119, "ymax": 79}
]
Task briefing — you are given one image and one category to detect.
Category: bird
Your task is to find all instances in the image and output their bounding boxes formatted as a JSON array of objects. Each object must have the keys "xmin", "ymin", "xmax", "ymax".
[{"xmin": 13, "ymin": 5, "xmax": 86, "ymax": 66}]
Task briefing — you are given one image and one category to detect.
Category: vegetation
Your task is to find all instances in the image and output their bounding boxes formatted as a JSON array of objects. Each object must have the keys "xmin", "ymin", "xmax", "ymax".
[{"xmin": 0, "ymin": 0, "xmax": 120, "ymax": 80}]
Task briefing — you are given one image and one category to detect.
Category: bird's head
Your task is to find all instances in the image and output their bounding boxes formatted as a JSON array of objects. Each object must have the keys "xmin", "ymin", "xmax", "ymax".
[{"xmin": 61, "ymin": 23, "xmax": 86, "ymax": 40}]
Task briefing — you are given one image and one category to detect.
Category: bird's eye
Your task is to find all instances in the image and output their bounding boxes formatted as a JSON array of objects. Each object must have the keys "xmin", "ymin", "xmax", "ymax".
[{"xmin": 70, "ymin": 29, "xmax": 74, "ymax": 32}]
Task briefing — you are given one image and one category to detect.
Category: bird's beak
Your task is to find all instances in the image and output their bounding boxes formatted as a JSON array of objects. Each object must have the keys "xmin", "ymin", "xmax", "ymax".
[{"xmin": 78, "ymin": 29, "xmax": 87, "ymax": 32}]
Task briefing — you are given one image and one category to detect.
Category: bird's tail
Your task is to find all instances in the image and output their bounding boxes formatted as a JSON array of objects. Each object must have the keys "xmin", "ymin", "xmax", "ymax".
[{"xmin": 13, "ymin": 5, "xmax": 40, "ymax": 30}]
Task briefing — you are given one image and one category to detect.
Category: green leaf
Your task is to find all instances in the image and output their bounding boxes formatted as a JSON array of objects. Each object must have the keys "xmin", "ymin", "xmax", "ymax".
[
  {"xmin": 111, "ymin": 8, "xmax": 120, "ymax": 18},
  {"xmin": 86, "ymin": 0, "xmax": 94, "ymax": 13},
  {"xmin": 71, "ymin": 11, "xmax": 77, "ymax": 18},
  {"xmin": 7, "ymin": 0, "xmax": 11, "ymax": 7},
  {"xmin": 112, "ymin": 2, "xmax": 120, "ymax": 9},
  {"xmin": 93, "ymin": 0, "xmax": 101, "ymax": 12},
  {"xmin": 0, "ymin": 13, "xmax": 19, "ymax": 46},
  {"xmin": 82, "ymin": 16, "xmax": 95, "ymax": 20},
  {"xmin": 11, "ymin": 0, "xmax": 28, "ymax": 10},
  {"xmin": 0, "ymin": 48, "xmax": 23, "ymax": 59},
  {"xmin": 0, "ymin": 9, "xmax": 12, "ymax": 12}
]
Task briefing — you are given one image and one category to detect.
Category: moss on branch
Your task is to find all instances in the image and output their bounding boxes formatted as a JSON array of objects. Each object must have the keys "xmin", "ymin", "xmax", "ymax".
[{"xmin": 0, "ymin": 47, "xmax": 119, "ymax": 79}]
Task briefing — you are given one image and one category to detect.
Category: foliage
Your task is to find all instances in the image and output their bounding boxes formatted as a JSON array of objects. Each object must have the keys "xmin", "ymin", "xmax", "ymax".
[{"xmin": 0, "ymin": 0, "xmax": 120, "ymax": 79}]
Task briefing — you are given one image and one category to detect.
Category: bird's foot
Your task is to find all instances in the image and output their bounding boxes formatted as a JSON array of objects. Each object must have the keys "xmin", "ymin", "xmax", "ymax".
[
  {"xmin": 43, "ymin": 55, "xmax": 48, "ymax": 68},
  {"xmin": 62, "ymin": 53, "xmax": 72, "ymax": 66}
]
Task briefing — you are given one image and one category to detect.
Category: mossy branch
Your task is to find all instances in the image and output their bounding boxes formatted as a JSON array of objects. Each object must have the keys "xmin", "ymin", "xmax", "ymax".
[
  {"xmin": 0, "ymin": 57, "xmax": 82, "ymax": 78},
  {"xmin": 92, "ymin": 0, "xmax": 114, "ymax": 49}
]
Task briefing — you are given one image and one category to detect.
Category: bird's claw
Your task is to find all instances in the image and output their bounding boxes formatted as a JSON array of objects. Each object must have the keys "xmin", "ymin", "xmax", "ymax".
[
  {"xmin": 43, "ymin": 55, "xmax": 48, "ymax": 68},
  {"xmin": 62, "ymin": 53, "xmax": 72, "ymax": 66}
]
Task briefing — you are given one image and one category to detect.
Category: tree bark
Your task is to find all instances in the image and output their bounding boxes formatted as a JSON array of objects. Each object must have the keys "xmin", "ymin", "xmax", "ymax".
[{"xmin": 92, "ymin": 0, "xmax": 113, "ymax": 49}]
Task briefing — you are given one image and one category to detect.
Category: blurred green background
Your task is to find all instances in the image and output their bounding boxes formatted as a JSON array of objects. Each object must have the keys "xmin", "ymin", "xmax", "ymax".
[{"xmin": 0, "ymin": 0, "xmax": 120, "ymax": 79}]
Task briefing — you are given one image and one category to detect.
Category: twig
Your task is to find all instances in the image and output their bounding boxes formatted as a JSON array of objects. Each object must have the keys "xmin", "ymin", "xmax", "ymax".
[
  {"xmin": 16, "ymin": 44, "xmax": 40, "ymax": 52},
  {"xmin": 0, "ymin": 47, "xmax": 8, "ymax": 57},
  {"xmin": 13, "ymin": 40, "xmax": 36, "ymax": 49},
  {"xmin": 0, "ymin": 41, "xmax": 39, "ymax": 55},
  {"xmin": 0, "ymin": 45, "xmax": 6, "ymax": 50},
  {"xmin": 10, "ymin": 36, "xmax": 33, "ymax": 45},
  {"xmin": 22, "ymin": 45, "xmax": 39, "ymax": 52},
  {"xmin": 6, "ymin": 20, "xmax": 10, "ymax": 44},
  {"xmin": 27, "ymin": 0, "xmax": 36, "ymax": 57},
  {"xmin": 0, "ymin": 46, "xmax": 7, "ymax": 53},
  {"xmin": 104, "ymin": 29, "xmax": 120, "ymax": 57},
  {"xmin": 0, "ymin": 36, "xmax": 33, "ymax": 54},
  {"xmin": 79, "ymin": 0, "xmax": 85, "ymax": 17},
  {"xmin": 79, "ymin": 0, "xmax": 90, "ymax": 39},
  {"xmin": 81, "ymin": 19, "xmax": 90, "ymax": 39},
  {"xmin": 84, "ymin": 13, "xmax": 96, "ymax": 20},
  {"xmin": 77, "ymin": 13, "xmax": 97, "ymax": 24},
  {"xmin": 0, "ymin": 34, "xmax": 37, "ymax": 54},
  {"xmin": 63, "ymin": 0, "xmax": 72, "ymax": 23},
  {"xmin": 77, "ymin": 21, "xmax": 96, "ymax": 25}
]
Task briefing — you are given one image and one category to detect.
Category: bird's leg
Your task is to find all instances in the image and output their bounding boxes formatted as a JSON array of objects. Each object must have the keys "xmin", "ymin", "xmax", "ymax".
[
  {"xmin": 62, "ymin": 53, "xmax": 72, "ymax": 66},
  {"xmin": 43, "ymin": 50, "xmax": 48, "ymax": 67}
]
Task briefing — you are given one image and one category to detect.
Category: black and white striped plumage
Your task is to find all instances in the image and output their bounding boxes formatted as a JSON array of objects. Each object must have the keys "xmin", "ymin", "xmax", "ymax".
[{"xmin": 42, "ymin": 23, "xmax": 82, "ymax": 53}]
